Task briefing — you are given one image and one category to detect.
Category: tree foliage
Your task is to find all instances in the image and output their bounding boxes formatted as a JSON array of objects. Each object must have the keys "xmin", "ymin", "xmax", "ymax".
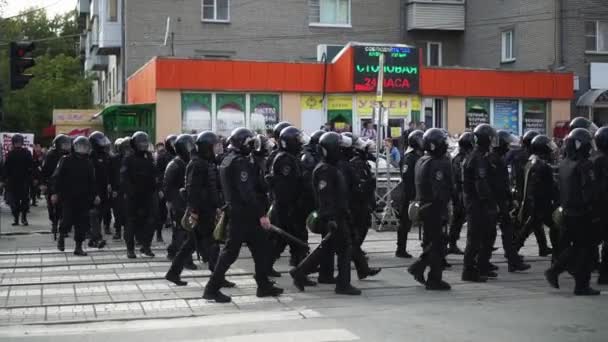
[{"xmin": 0, "ymin": 9, "xmax": 92, "ymax": 138}]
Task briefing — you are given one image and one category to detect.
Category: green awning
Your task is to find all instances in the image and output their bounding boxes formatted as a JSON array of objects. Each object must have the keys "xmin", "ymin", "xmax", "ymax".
[{"xmin": 93, "ymin": 103, "xmax": 156, "ymax": 118}]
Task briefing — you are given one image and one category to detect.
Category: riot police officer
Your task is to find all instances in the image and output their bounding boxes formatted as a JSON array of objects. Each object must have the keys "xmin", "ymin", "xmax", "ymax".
[
  {"xmin": 514, "ymin": 135, "xmax": 560, "ymax": 258},
  {"xmin": 448, "ymin": 132, "xmax": 474, "ymax": 254},
  {"xmin": 462, "ymin": 124, "xmax": 498, "ymax": 282},
  {"xmin": 569, "ymin": 117, "xmax": 599, "ymax": 135},
  {"xmin": 52, "ymin": 137, "xmax": 98, "ymax": 256},
  {"xmin": 164, "ymin": 134, "xmax": 197, "ymax": 269},
  {"xmin": 121, "ymin": 132, "xmax": 157, "ymax": 259},
  {"xmin": 109, "ymin": 138, "xmax": 131, "ymax": 240},
  {"xmin": 88, "ymin": 131, "xmax": 112, "ymax": 249},
  {"xmin": 265, "ymin": 121, "xmax": 292, "ymax": 173},
  {"xmin": 591, "ymin": 127, "xmax": 608, "ymax": 285},
  {"xmin": 407, "ymin": 128, "xmax": 453, "ymax": 290},
  {"xmin": 203, "ymin": 128, "xmax": 283, "ymax": 303},
  {"xmin": 41, "ymin": 134, "xmax": 72, "ymax": 238},
  {"xmin": 166, "ymin": 131, "xmax": 231, "ymax": 287},
  {"xmin": 3, "ymin": 134, "xmax": 33, "ymax": 226},
  {"xmin": 545, "ymin": 128, "xmax": 600, "ymax": 295},
  {"xmin": 490, "ymin": 131, "xmax": 531, "ymax": 272},
  {"xmin": 268, "ymin": 126, "xmax": 312, "ymax": 280},
  {"xmin": 290, "ymin": 132, "xmax": 361, "ymax": 296},
  {"xmin": 155, "ymin": 135, "xmax": 177, "ymax": 242},
  {"xmin": 396, "ymin": 130, "xmax": 424, "ymax": 258}
]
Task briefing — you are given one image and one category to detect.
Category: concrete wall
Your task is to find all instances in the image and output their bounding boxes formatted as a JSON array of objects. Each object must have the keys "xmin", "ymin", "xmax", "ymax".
[
  {"xmin": 155, "ymin": 90, "xmax": 182, "ymax": 143},
  {"xmin": 125, "ymin": 0, "xmax": 403, "ymax": 77},
  {"xmin": 446, "ymin": 97, "xmax": 466, "ymax": 134},
  {"xmin": 281, "ymin": 93, "xmax": 302, "ymax": 129}
]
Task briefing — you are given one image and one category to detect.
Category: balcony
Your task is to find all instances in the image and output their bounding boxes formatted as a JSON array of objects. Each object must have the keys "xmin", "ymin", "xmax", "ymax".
[
  {"xmin": 78, "ymin": 0, "xmax": 90, "ymax": 15},
  {"xmin": 406, "ymin": 0, "xmax": 465, "ymax": 31},
  {"xmin": 85, "ymin": 53, "xmax": 108, "ymax": 71},
  {"xmin": 79, "ymin": 34, "xmax": 86, "ymax": 54},
  {"xmin": 97, "ymin": 0, "xmax": 122, "ymax": 55}
]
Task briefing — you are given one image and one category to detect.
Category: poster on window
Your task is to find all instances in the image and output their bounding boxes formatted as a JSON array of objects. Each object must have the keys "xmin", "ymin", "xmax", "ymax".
[
  {"xmin": 493, "ymin": 99, "xmax": 519, "ymax": 135},
  {"xmin": 327, "ymin": 95, "xmax": 352, "ymax": 133},
  {"xmin": 301, "ymin": 94, "xmax": 325, "ymax": 134},
  {"xmin": 523, "ymin": 100, "xmax": 547, "ymax": 135},
  {"xmin": 182, "ymin": 93, "xmax": 212, "ymax": 134},
  {"xmin": 465, "ymin": 99, "xmax": 491, "ymax": 130},
  {"xmin": 250, "ymin": 94, "xmax": 280, "ymax": 134},
  {"xmin": 216, "ymin": 94, "xmax": 246, "ymax": 138}
]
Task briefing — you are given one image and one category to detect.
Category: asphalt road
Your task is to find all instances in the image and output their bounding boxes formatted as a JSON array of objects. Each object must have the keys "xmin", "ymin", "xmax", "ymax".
[{"xmin": 0, "ymin": 200, "xmax": 606, "ymax": 342}]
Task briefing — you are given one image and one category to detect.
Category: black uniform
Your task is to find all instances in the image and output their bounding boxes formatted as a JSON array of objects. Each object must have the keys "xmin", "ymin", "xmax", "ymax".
[
  {"xmin": 41, "ymin": 148, "xmax": 65, "ymax": 231},
  {"xmin": 349, "ymin": 152, "xmax": 375, "ymax": 246},
  {"xmin": 121, "ymin": 151, "xmax": 157, "ymax": 254},
  {"xmin": 449, "ymin": 150, "xmax": 468, "ymax": 248},
  {"xmin": 409, "ymin": 155, "xmax": 452, "ymax": 285},
  {"xmin": 89, "ymin": 150, "xmax": 111, "ymax": 244},
  {"xmin": 397, "ymin": 150, "xmax": 422, "ymax": 255},
  {"xmin": 3, "ymin": 147, "xmax": 33, "ymax": 224},
  {"xmin": 515, "ymin": 155, "xmax": 559, "ymax": 255},
  {"xmin": 155, "ymin": 150, "xmax": 173, "ymax": 236},
  {"xmin": 462, "ymin": 147, "xmax": 497, "ymax": 278},
  {"xmin": 109, "ymin": 153, "xmax": 125, "ymax": 238},
  {"xmin": 205, "ymin": 150, "xmax": 273, "ymax": 292},
  {"xmin": 591, "ymin": 150, "xmax": 608, "ymax": 283},
  {"xmin": 52, "ymin": 154, "xmax": 96, "ymax": 244},
  {"xmin": 164, "ymin": 155, "xmax": 191, "ymax": 261}
]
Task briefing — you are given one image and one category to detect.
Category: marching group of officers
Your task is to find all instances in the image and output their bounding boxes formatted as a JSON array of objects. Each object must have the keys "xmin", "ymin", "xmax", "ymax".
[{"xmin": 0, "ymin": 115, "xmax": 606, "ymax": 302}]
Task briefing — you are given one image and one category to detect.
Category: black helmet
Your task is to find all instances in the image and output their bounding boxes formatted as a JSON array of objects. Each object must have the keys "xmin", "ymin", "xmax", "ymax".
[
  {"xmin": 318, "ymin": 131, "xmax": 343, "ymax": 163},
  {"xmin": 570, "ymin": 117, "xmax": 598, "ymax": 135},
  {"xmin": 473, "ymin": 124, "xmax": 496, "ymax": 148},
  {"xmin": 422, "ymin": 128, "xmax": 448, "ymax": 157},
  {"xmin": 53, "ymin": 134, "xmax": 72, "ymax": 154},
  {"xmin": 165, "ymin": 134, "xmax": 178, "ymax": 155},
  {"xmin": 279, "ymin": 126, "xmax": 307, "ymax": 154},
  {"xmin": 309, "ymin": 130, "xmax": 325, "ymax": 146},
  {"xmin": 565, "ymin": 128, "xmax": 593, "ymax": 159},
  {"xmin": 88, "ymin": 131, "xmax": 110, "ymax": 153},
  {"xmin": 174, "ymin": 134, "xmax": 195, "ymax": 162},
  {"xmin": 530, "ymin": 135, "xmax": 557, "ymax": 158},
  {"xmin": 522, "ymin": 130, "xmax": 540, "ymax": 151},
  {"xmin": 11, "ymin": 133, "xmax": 24, "ymax": 146},
  {"xmin": 253, "ymin": 133, "xmax": 274, "ymax": 157},
  {"xmin": 595, "ymin": 126, "xmax": 608, "ymax": 153},
  {"xmin": 496, "ymin": 130, "xmax": 518, "ymax": 155},
  {"xmin": 407, "ymin": 130, "xmax": 424, "ymax": 152},
  {"xmin": 118, "ymin": 137, "xmax": 133, "ymax": 156},
  {"xmin": 273, "ymin": 121, "xmax": 292, "ymax": 139},
  {"xmin": 228, "ymin": 127, "xmax": 256, "ymax": 155},
  {"xmin": 196, "ymin": 131, "xmax": 219, "ymax": 160},
  {"xmin": 458, "ymin": 131, "xmax": 475, "ymax": 152},
  {"xmin": 131, "ymin": 131, "xmax": 150, "ymax": 152},
  {"xmin": 73, "ymin": 136, "xmax": 92, "ymax": 156}
]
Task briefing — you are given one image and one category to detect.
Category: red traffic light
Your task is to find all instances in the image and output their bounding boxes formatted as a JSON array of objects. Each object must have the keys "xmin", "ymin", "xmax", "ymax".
[{"xmin": 17, "ymin": 49, "xmax": 26, "ymax": 57}]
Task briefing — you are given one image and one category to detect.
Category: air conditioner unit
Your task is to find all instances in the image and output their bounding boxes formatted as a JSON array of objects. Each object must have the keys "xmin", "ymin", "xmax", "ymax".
[{"xmin": 317, "ymin": 44, "xmax": 344, "ymax": 62}]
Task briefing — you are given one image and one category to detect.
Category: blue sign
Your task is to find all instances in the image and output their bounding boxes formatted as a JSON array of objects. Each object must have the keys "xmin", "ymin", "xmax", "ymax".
[{"xmin": 493, "ymin": 100, "xmax": 519, "ymax": 135}]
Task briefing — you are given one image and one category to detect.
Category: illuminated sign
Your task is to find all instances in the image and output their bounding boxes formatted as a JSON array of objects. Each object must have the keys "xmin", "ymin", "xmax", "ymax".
[{"xmin": 353, "ymin": 45, "xmax": 419, "ymax": 93}]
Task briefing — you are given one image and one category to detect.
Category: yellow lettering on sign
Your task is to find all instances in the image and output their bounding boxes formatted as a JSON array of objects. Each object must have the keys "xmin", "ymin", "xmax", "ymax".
[
  {"xmin": 327, "ymin": 95, "xmax": 353, "ymax": 110},
  {"xmin": 357, "ymin": 94, "xmax": 416, "ymax": 117}
]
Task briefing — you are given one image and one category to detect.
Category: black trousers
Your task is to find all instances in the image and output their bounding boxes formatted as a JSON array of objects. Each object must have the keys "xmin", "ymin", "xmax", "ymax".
[
  {"xmin": 449, "ymin": 199, "xmax": 466, "ymax": 245},
  {"xmin": 411, "ymin": 206, "xmax": 445, "ymax": 282},
  {"xmin": 271, "ymin": 204, "xmax": 309, "ymax": 265},
  {"xmin": 550, "ymin": 215, "xmax": 595, "ymax": 290},
  {"xmin": 125, "ymin": 196, "xmax": 155, "ymax": 251},
  {"xmin": 167, "ymin": 206, "xmax": 192, "ymax": 265},
  {"xmin": 46, "ymin": 194, "xmax": 62, "ymax": 227},
  {"xmin": 111, "ymin": 193, "xmax": 126, "ymax": 232},
  {"xmin": 169, "ymin": 213, "xmax": 219, "ymax": 275},
  {"xmin": 294, "ymin": 217, "xmax": 352, "ymax": 289},
  {"xmin": 60, "ymin": 201, "xmax": 89, "ymax": 243},
  {"xmin": 516, "ymin": 210, "xmax": 558, "ymax": 255},
  {"xmin": 7, "ymin": 183, "xmax": 29, "ymax": 220},
  {"xmin": 207, "ymin": 215, "xmax": 272, "ymax": 291},
  {"xmin": 464, "ymin": 202, "xmax": 496, "ymax": 272},
  {"xmin": 397, "ymin": 199, "xmax": 413, "ymax": 251},
  {"xmin": 495, "ymin": 211, "xmax": 520, "ymax": 265}
]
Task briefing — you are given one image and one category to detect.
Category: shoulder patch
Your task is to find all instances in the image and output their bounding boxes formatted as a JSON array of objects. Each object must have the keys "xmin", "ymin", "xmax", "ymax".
[
  {"xmin": 402, "ymin": 164, "xmax": 408, "ymax": 174},
  {"xmin": 318, "ymin": 180, "xmax": 327, "ymax": 190},
  {"xmin": 478, "ymin": 167, "xmax": 487, "ymax": 178},
  {"xmin": 435, "ymin": 170, "xmax": 444, "ymax": 181},
  {"xmin": 282, "ymin": 165, "xmax": 291, "ymax": 176},
  {"xmin": 240, "ymin": 171, "xmax": 249, "ymax": 182}
]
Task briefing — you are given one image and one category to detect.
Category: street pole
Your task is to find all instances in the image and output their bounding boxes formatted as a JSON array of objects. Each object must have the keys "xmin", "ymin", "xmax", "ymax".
[{"xmin": 374, "ymin": 53, "xmax": 385, "ymax": 229}]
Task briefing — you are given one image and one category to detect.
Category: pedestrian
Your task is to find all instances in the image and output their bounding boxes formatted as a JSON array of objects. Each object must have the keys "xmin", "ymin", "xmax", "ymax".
[
  {"xmin": 41, "ymin": 134, "xmax": 72, "ymax": 238},
  {"xmin": 447, "ymin": 132, "xmax": 474, "ymax": 255},
  {"xmin": 360, "ymin": 121, "xmax": 377, "ymax": 140},
  {"xmin": 3, "ymin": 134, "xmax": 33, "ymax": 226},
  {"xmin": 396, "ymin": 130, "xmax": 424, "ymax": 258},
  {"xmin": 407, "ymin": 128, "xmax": 453, "ymax": 290},
  {"xmin": 384, "ymin": 138, "xmax": 401, "ymax": 168},
  {"xmin": 290, "ymin": 132, "xmax": 361, "ymax": 295},
  {"xmin": 121, "ymin": 131, "xmax": 157, "ymax": 259},
  {"xmin": 202, "ymin": 127, "xmax": 283, "ymax": 303},
  {"xmin": 52, "ymin": 136, "xmax": 98, "ymax": 256},
  {"xmin": 545, "ymin": 128, "xmax": 600, "ymax": 296}
]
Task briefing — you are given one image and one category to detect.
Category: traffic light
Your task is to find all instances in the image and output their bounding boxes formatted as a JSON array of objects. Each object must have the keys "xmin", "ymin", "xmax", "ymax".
[{"xmin": 9, "ymin": 41, "xmax": 36, "ymax": 90}]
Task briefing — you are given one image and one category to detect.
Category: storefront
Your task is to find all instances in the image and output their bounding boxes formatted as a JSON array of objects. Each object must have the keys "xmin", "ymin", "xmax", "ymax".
[
  {"xmin": 52, "ymin": 109, "xmax": 104, "ymax": 137},
  {"xmin": 126, "ymin": 43, "xmax": 573, "ymax": 142}
]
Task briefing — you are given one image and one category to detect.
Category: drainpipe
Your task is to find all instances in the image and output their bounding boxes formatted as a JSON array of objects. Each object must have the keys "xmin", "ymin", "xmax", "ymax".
[{"xmin": 121, "ymin": 0, "xmax": 126, "ymax": 104}]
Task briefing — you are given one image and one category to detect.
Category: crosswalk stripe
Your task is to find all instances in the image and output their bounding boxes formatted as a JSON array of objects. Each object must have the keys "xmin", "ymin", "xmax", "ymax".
[{"xmin": 192, "ymin": 329, "xmax": 360, "ymax": 342}]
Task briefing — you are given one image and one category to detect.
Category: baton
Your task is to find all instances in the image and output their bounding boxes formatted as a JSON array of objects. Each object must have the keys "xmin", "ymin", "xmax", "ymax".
[{"xmin": 269, "ymin": 224, "xmax": 309, "ymax": 249}]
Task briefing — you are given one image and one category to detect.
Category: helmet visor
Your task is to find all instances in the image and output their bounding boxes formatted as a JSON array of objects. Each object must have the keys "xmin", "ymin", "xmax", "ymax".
[
  {"xmin": 340, "ymin": 135, "xmax": 353, "ymax": 148},
  {"xmin": 59, "ymin": 141, "xmax": 71, "ymax": 152},
  {"xmin": 589, "ymin": 122, "xmax": 599, "ymax": 136},
  {"xmin": 74, "ymin": 143, "xmax": 91, "ymax": 155},
  {"xmin": 100, "ymin": 136, "xmax": 111, "ymax": 147},
  {"xmin": 136, "ymin": 141, "xmax": 149, "ymax": 152},
  {"xmin": 299, "ymin": 132, "xmax": 311, "ymax": 146}
]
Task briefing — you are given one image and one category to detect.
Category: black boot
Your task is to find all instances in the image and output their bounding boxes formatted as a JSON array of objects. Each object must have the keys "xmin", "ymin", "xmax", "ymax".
[
  {"xmin": 335, "ymin": 284, "xmax": 362, "ymax": 295},
  {"xmin": 408, "ymin": 260, "xmax": 426, "ymax": 285},
  {"xmin": 165, "ymin": 271, "xmax": 188, "ymax": 286},
  {"xmin": 395, "ymin": 249, "xmax": 413, "ymax": 258},
  {"xmin": 461, "ymin": 268, "xmax": 488, "ymax": 283},
  {"xmin": 57, "ymin": 235, "xmax": 65, "ymax": 252},
  {"xmin": 140, "ymin": 246, "xmax": 155, "ymax": 257},
  {"xmin": 74, "ymin": 242, "xmax": 88, "ymax": 256},
  {"xmin": 220, "ymin": 279, "xmax": 236, "ymax": 288},
  {"xmin": 104, "ymin": 225, "xmax": 112, "ymax": 235},
  {"xmin": 544, "ymin": 268, "xmax": 559, "ymax": 289},
  {"xmin": 425, "ymin": 279, "xmax": 451, "ymax": 291},
  {"xmin": 21, "ymin": 213, "xmax": 28, "ymax": 226},
  {"xmin": 256, "ymin": 283, "xmax": 284, "ymax": 298},
  {"xmin": 447, "ymin": 242, "xmax": 464, "ymax": 255},
  {"xmin": 508, "ymin": 261, "xmax": 531, "ymax": 273},
  {"xmin": 357, "ymin": 267, "xmax": 382, "ymax": 280},
  {"xmin": 156, "ymin": 230, "xmax": 164, "ymax": 243},
  {"xmin": 12, "ymin": 213, "xmax": 19, "ymax": 226},
  {"xmin": 269, "ymin": 267, "xmax": 281, "ymax": 277},
  {"xmin": 574, "ymin": 287, "xmax": 601, "ymax": 296},
  {"xmin": 112, "ymin": 228, "xmax": 121, "ymax": 240},
  {"xmin": 127, "ymin": 250, "xmax": 137, "ymax": 259}
]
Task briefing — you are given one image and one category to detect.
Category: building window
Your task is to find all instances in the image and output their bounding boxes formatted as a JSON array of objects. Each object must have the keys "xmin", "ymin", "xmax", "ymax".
[
  {"xmin": 309, "ymin": 0, "xmax": 351, "ymax": 26},
  {"xmin": 501, "ymin": 30, "xmax": 515, "ymax": 62},
  {"xmin": 108, "ymin": 0, "xmax": 118, "ymax": 22},
  {"xmin": 426, "ymin": 42, "xmax": 442, "ymax": 66},
  {"xmin": 586, "ymin": 21, "xmax": 608, "ymax": 53},
  {"xmin": 202, "ymin": 0, "xmax": 229, "ymax": 22}
]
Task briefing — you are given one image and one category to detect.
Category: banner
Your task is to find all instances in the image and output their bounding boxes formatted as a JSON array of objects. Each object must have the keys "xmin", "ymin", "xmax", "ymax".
[
  {"xmin": 466, "ymin": 99, "xmax": 491, "ymax": 130},
  {"xmin": 327, "ymin": 95, "xmax": 352, "ymax": 132},
  {"xmin": 357, "ymin": 94, "xmax": 416, "ymax": 118},
  {"xmin": 250, "ymin": 94, "xmax": 280, "ymax": 133},
  {"xmin": 182, "ymin": 93, "xmax": 212, "ymax": 133},
  {"xmin": 493, "ymin": 99, "xmax": 519, "ymax": 134},
  {"xmin": 300, "ymin": 94, "xmax": 324, "ymax": 134},
  {"xmin": 1, "ymin": 132, "xmax": 35, "ymax": 158},
  {"xmin": 523, "ymin": 100, "xmax": 547, "ymax": 135},
  {"xmin": 216, "ymin": 94, "xmax": 246, "ymax": 137}
]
